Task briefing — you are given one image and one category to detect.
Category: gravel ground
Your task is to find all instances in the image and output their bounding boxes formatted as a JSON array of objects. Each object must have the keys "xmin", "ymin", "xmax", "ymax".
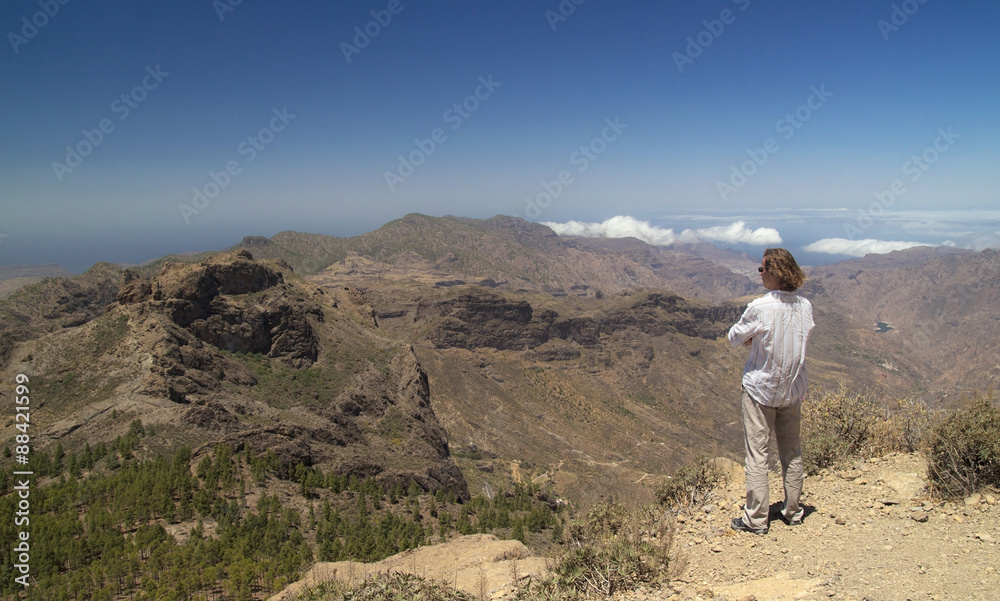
[{"xmin": 626, "ymin": 453, "xmax": 1000, "ymax": 601}]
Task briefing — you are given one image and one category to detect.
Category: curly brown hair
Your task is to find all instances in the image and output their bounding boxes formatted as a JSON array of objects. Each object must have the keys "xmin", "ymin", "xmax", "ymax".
[{"xmin": 763, "ymin": 248, "xmax": 806, "ymax": 291}]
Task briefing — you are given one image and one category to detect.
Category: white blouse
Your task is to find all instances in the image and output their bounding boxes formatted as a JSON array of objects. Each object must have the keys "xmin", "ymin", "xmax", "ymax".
[{"xmin": 728, "ymin": 290, "xmax": 815, "ymax": 407}]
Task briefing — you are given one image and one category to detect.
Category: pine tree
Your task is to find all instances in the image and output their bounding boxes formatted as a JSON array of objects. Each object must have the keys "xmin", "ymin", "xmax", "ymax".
[{"xmin": 511, "ymin": 519, "xmax": 525, "ymax": 544}]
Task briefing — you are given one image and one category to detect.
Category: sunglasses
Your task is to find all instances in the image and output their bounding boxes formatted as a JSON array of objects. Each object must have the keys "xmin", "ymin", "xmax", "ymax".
[{"xmin": 758, "ymin": 266, "xmax": 765, "ymax": 273}]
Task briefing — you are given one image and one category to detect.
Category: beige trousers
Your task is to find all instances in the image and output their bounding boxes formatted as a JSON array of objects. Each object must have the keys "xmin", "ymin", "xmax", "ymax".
[{"xmin": 741, "ymin": 389, "xmax": 804, "ymax": 530}]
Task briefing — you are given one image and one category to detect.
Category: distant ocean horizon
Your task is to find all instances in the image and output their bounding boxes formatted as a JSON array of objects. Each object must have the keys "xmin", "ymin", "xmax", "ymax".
[{"xmin": 2, "ymin": 209, "xmax": 997, "ymax": 275}]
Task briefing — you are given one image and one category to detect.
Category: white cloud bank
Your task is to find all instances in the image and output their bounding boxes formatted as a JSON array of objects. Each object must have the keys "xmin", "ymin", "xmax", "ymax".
[
  {"xmin": 694, "ymin": 221, "xmax": 783, "ymax": 245},
  {"xmin": 541, "ymin": 216, "xmax": 782, "ymax": 247},
  {"xmin": 802, "ymin": 238, "xmax": 938, "ymax": 257}
]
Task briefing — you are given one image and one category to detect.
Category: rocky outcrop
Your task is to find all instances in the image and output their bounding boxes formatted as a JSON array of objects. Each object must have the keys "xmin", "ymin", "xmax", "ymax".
[
  {"xmin": 417, "ymin": 290, "xmax": 744, "ymax": 352},
  {"xmin": 547, "ymin": 317, "xmax": 601, "ymax": 347},
  {"xmin": 119, "ymin": 251, "xmax": 322, "ymax": 367},
  {"xmin": 419, "ymin": 291, "xmax": 552, "ymax": 351},
  {"xmin": 173, "ymin": 343, "xmax": 471, "ymax": 500},
  {"xmin": 326, "ymin": 347, "xmax": 469, "ymax": 499},
  {"xmin": 239, "ymin": 235, "xmax": 272, "ymax": 248},
  {"xmin": 135, "ymin": 316, "xmax": 258, "ymax": 403},
  {"xmin": 114, "ymin": 253, "xmax": 469, "ymax": 497},
  {"xmin": 600, "ymin": 293, "xmax": 745, "ymax": 339},
  {"xmin": 183, "ymin": 404, "xmax": 240, "ymax": 431}
]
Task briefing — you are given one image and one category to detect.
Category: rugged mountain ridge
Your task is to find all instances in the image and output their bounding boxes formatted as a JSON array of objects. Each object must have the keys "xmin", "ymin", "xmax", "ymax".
[
  {"xmin": 4, "ymin": 251, "xmax": 468, "ymax": 498},
  {"xmin": 5, "ymin": 216, "xmax": 1000, "ymax": 601},
  {"xmin": 238, "ymin": 214, "xmax": 759, "ymax": 303},
  {"xmin": 304, "ymin": 276, "xmax": 755, "ymax": 505}
]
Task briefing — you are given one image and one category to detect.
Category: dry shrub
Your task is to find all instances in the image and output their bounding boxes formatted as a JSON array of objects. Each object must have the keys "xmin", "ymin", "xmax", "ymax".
[
  {"xmin": 926, "ymin": 392, "xmax": 1000, "ymax": 499},
  {"xmin": 802, "ymin": 386, "xmax": 930, "ymax": 473},
  {"xmin": 544, "ymin": 499, "xmax": 673, "ymax": 598},
  {"xmin": 654, "ymin": 455, "xmax": 727, "ymax": 512},
  {"xmin": 495, "ymin": 547, "xmax": 530, "ymax": 562},
  {"xmin": 296, "ymin": 500, "xmax": 676, "ymax": 601},
  {"xmin": 293, "ymin": 571, "xmax": 474, "ymax": 601},
  {"xmin": 874, "ymin": 396, "xmax": 930, "ymax": 453}
]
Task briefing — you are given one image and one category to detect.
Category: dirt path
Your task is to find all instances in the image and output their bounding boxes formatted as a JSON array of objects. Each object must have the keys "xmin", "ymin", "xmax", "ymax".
[{"xmin": 651, "ymin": 453, "xmax": 1000, "ymax": 601}]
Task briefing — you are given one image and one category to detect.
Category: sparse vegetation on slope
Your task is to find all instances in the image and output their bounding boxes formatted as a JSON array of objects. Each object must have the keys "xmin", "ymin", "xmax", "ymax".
[
  {"xmin": 0, "ymin": 262, "xmax": 124, "ymax": 362},
  {"xmin": 292, "ymin": 498, "xmax": 675, "ymax": 601},
  {"xmin": 799, "ymin": 386, "xmax": 1000, "ymax": 502}
]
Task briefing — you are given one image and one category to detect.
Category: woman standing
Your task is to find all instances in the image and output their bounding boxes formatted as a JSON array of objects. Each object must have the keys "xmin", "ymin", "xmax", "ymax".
[{"xmin": 728, "ymin": 248, "xmax": 814, "ymax": 534}]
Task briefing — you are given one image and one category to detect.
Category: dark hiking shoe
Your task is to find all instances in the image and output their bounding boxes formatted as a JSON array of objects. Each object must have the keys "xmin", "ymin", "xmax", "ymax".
[
  {"xmin": 779, "ymin": 514, "xmax": 803, "ymax": 526},
  {"xmin": 769, "ymin": 505, "xmax": 803, "ymax": 526},
  {"xmin": 730, "ymin": 517, "xmax": 768, "ymax": 535}
]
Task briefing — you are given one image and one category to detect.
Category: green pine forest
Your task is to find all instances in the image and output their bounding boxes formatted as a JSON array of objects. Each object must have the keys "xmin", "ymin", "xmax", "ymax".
[{"xmin": 0, "ymin": 421, "xmax": 562, "ymax": 601}]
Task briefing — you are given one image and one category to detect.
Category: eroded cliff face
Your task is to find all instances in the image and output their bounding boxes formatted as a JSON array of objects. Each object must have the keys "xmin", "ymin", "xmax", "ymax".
[
  {"xmin": 415, "ymin": 289, "xmax": 745, "ymax": 352},
  {"xmin": 191, "ymin": 344, "xmax": 468, "ymax": 499},
  {"xmin": 417, "ymin": 292, "xmax": 551, "ymax": 350}
]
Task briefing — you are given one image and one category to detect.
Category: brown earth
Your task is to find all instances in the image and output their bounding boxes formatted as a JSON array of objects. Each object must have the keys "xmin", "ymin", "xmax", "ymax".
[
  {"xmin": 270, "ymin": 534, "xmax": 549, "ymax": 601},
  {"xmin": 657, "ymin": 453, "xmax": 1000, "ymax": 601}
]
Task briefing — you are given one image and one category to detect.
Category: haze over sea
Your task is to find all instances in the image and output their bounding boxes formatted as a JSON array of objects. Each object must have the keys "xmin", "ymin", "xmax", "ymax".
[{"xmin": 2, "ymin": 2, "xmax": 998, "ymax": 273}]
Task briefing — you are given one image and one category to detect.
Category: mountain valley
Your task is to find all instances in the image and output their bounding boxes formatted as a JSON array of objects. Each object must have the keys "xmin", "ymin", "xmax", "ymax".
[{"xmin": 1, "ymin": 214, "xmax": 998, "ymax": 599}]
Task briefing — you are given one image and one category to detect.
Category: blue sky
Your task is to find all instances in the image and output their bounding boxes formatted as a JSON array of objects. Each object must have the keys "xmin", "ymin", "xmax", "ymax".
[{"xmin": 1, "ymin": 1, "xmax": 998, "ymax": 272}]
